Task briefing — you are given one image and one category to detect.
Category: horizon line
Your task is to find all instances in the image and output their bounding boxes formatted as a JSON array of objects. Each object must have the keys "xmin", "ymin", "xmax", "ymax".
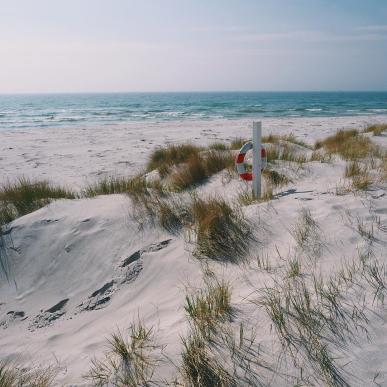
[{"xmin": 1, "ymin": 90, "xmax": 387, "ymax": 96}]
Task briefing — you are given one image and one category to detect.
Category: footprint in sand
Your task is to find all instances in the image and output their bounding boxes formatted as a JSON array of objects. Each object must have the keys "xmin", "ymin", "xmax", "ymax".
[
  {"xmin": 77, "ymin": 239, "xmax": 173, "ymax": 313},
  {"xmin": 77, "ymin": 280, "xmax": 116, "ymax": 312},
  {"xmin": 28, "ymin": 299, "xmax": 69, "ymax": 331},
  {"xmin": 0, "ymin": 310, "xmax": 27, "ymax": 329},
  {"xmin": 119, "ymin": 239, "xmax": 172, "ymax": 284}
]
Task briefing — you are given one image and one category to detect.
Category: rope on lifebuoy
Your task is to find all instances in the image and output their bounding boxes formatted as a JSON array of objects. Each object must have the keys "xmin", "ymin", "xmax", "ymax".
[{"xmin": 235, "ymin": 141, "xmax": 267, "ymax": 181}]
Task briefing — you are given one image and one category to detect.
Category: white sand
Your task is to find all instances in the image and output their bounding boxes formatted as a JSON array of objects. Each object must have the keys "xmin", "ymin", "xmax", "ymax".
[
  {"xmin": 1, "ymin": 115, "xmax": 387, "ymax": 189},
  {"xmin": 1, "ymin": 115, "xmax": 387, "ymax": 385}
]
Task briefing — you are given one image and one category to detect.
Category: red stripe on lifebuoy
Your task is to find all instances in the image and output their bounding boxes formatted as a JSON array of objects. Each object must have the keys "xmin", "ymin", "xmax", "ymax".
[
  {"xmin": 240, "ymin": 173, "xmax": 253, "ymax": 181},
  {"xmin": 236, "ymin": 153, "xmax": 245, "ymax": 164}
]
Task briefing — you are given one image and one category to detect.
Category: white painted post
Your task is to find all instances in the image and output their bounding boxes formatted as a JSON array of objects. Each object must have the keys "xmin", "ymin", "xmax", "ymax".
[{"xmin": 252, "ymin": 121, "xmax": 262, "ymax": 198}]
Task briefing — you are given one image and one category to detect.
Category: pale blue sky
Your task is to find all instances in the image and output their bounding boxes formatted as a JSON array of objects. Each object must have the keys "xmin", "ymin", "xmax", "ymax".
[{"xmin": 1, "ymin": 0, "xmax": 387, "ymax": 93}]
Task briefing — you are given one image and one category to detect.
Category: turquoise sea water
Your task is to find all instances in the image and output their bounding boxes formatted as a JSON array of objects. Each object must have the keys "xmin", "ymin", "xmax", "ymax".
[{"xmin": 0, "ymin": 92, "xmax": 386, "ymax": 130}]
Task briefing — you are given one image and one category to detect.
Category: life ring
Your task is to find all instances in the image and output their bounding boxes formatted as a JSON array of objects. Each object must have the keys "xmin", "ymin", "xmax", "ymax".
[{"xmin": 236, "ymin": 142, "xmax": 267, "ymax": 181}]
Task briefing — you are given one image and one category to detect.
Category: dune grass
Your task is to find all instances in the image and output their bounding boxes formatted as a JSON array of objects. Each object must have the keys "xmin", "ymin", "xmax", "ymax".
[
  {"xmin": 169, "ymin": 150, "xmax": 234, "ymax": 191},
  {"xmin": 83, "ymin": 175, "xmax": 148, "ymax": 197},
  {"xmin": 344, "ymin": 161, "xmax": 373, "ymax": 191},
  {"xmin": 180, "ymin": 328, "xmax": 236, "ymax": 387},
  {"xmin": 185, "ymin": 279, "xmax": 232, "ymax": 337},
  {"xmin": 314, "ymin": 129, "xmax": 378, "ymax": 161},
  {"xmin": 85, "ymin": 321, "xmax": 160, "ymax": 386},
  {"xmin": 237, "ymin": 186, "xmax": 273, "ymax": 206},
  {"xmin": 0, "ymin": 177, "xmax": 75, "ymax": 223},
  {"xmin": 147, "ymin": 143, "xmax": 202, "ymax": 177},
  {"xmin": 0, "ymin": 360, "xmax": 57, "ymax": 387},
  {"xmin": 189, "ymin": 196, "xmax": 252, "ymax": 261},
  {"xmin": 258, "ymin": 273, "xmax": 366, "ymax": 387},
  {"xmin": 262, "ymin": 132, "xmax": 311, "ymax": 148},
  {"xmin": 208, "ymin": 142, "xmax": 229, "ymax": 151},
  {"xmin": 181, "ymin": 275, "xmax": 236, "ymax": 386},
  {"xmin": 265, "ymin": 143, "xmax": 308, "ymax": 164},
  {"xmin": 229, "ymin": 137, "xmax": 247, "ymax": 150},
  {"xmin": 363, "ymin": 123, "xmax": 387, "ymax": 136}
]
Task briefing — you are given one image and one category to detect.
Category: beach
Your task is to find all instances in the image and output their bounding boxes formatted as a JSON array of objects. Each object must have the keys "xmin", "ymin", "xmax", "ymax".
[
  {"xmin": 2, "ymin": 114, "xmax": 387, "ymax": 189},
  {"xmin": 1, "ymin": 112, "xmax": 387, "ymax": 385}
]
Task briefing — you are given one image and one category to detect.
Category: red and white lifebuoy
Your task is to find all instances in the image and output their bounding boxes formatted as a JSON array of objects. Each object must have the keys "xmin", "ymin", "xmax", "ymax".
[{"xmin": 236, "ymin": 142, "xmax": 267, "ymax": 181}]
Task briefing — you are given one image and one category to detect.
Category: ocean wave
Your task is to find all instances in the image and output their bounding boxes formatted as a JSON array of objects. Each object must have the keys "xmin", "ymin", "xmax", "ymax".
[
  {"xmin": 238, "ymin": 107, "xmax": 265, "ymax": 113},
  {"xmin": 367, "ymin": 108, "xmax": 387, "ymax": 113}
]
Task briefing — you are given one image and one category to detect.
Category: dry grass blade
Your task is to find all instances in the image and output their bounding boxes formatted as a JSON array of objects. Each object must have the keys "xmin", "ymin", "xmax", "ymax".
[
  {"xmin": 0, "ymin": 177, "xmax": 75, "ymax": 220},
  {"xmin": 85, "ymin": 321, "xmax": 160, "ymax": 387},
  {"xmin": 185, "ymin": 279, "xmax": 232, "ymax": 336},
  {"xmin": 362, "ymin": 123, "xmax": 387, "ymax": 136},
  {"xmin": 180, "ymin": 329, "xmax": 236, "ymax": 387},
  {"xmin": 170, "ymin": 150, "xmax": 234, "ymax": 191},
  {"xmin": 229, "ymin": 137, "xmax": 248, "ymax": 150},
  {"xmin": 147, "ymin": 143, "xmax": 201, "ymax": 176},
  {"xmin": 0, "ymin": 360, "xmax": 58, "ymax": 387},
  {"xmin": 315, "ymin": 129, "xmax": 378, "ymax": 161},
  {"xmin": 190, "ymin": 196, "xmax": 253, "ymax": 261},
  {"xmin": 83, "ymin": 175, "xmax": 151, "ymax": 198}
]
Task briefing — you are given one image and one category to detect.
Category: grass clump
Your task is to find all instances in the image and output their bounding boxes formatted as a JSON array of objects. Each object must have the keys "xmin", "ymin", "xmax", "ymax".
[
  {"xmin": 314, "ymin": 129, "xmax": 377, "ymax": 161},
  {"xmin": 85, "ymin": 321, "xmax": 160, "ymax": 386},
  {"xmin": 83, "ymin": 175, "xmax": 150, "ymax": 198},
  {"xmin": 185, "ymin": 280, "xmax": 232, "ymax": 336},
  {"xmin": 170, "ymin": 154, "xmax": 208, "ymax": 191},
  {"xmin": 0, "ymin": 360, "xmax": 57, "ymax": 387},
  {"xmin": 189, "ymin": 196, "xmax": 252, "ymax": 261},
  {"xmin": 180, "ymin": 330, "xmax": 236, "ymax": 387},
  {"xmin": 263, "ymin": 132, "xmax": 311, "ymax": 149},
  {"xmin": 266, "ymin": 143, "xmax": 307, "ymax": 164},
  {"xmin": 258, "ymin": 273, "xmax": 366, "ymax": 387},
  {"xmin": 147, "ymin": 143, "xmax": 201, "ymax": 176},
  {"xmin": 237, "ymin": 187, "xmax": 273, "ymax": 206},
  {"xmin": 292, "ymin": 208, "xmax": 322, "ymax": 258},
  {"xmin": 0, "ymin": 177, "xmax": 75, "ymax": 225},
  {"xmin": 208, "ymin": 142, "xmax": 229, "ymax": 151},
  {"xmin": 229, "ymin": 137, "xmax": 247, "ymax": 150},
  {"xmin": 262, "ymin": 169, "xmax": 291, "ymax": 188},
  {"xmin": 170, "ymin": 150, "xmax": 234, "ymax": 191},
  {"xmin": 363, "ymin": 123, "xmax": 387, "ymax": 136},
  {"xmin": 344, "ymin": 161, "xmax": 373, "ymax": 191}
]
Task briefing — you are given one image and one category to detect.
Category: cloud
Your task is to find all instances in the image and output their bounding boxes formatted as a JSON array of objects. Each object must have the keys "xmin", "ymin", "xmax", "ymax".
[
  {"xmin": 232, "ymin": 29, "xmax": 387, "ymax": 44},
  {"xmin": 358, "ymin": 25, "xmax": 387, "ymax": 32}
]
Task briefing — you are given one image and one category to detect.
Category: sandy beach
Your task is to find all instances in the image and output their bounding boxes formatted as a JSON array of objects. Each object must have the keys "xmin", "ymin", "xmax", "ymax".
[
  {"xmin": 1, "ymin": 115, "xmax": 387, "ymax": 189},
  {"xmin": 1, "ymin": 114, "xmax": 387, "ymax": 385}
]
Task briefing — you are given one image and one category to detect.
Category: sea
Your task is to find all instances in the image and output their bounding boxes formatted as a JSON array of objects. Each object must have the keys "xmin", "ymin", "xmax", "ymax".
[{"xmin": 0, "ymin": 91, "xmax": 386, "ymax": 130}]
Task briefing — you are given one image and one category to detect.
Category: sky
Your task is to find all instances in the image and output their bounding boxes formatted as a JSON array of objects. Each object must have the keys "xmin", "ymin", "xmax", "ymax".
[{"xmin": 1, "ymin": 0, "xmax": 387, "ymax": 93}]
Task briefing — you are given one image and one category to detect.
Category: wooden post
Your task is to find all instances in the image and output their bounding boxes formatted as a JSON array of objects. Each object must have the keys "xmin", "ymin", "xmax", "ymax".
[{"xmin": 252, "ymin": 121, "xmax": 262, "ymax": 198}]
